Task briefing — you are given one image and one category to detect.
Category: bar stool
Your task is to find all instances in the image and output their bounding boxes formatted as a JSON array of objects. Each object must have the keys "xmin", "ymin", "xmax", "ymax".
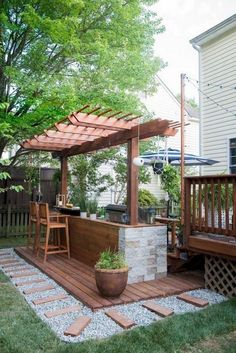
[
  {"xmin": 37, "ymin": 203, "xmax": 70, "ymax": 263},
  {"xmin": 28, "ymin": 201, "xmax": 40, "ymax": 253}
]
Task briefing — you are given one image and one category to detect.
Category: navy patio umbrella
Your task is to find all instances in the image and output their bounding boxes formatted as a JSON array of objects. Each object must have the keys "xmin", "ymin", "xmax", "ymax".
[{"xmin": 137, "ymin": 148, "xmax": 219, "ymax": 173}]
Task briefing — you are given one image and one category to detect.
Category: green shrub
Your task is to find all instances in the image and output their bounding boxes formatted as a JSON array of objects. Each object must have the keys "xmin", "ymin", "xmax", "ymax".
[
  {"xmin": 138, "ymin": 188, "xmax": 159, "ymax": 207},
  {"xmin": 96, "ymin": 249, "xmax": 127, "ymax": 269}
]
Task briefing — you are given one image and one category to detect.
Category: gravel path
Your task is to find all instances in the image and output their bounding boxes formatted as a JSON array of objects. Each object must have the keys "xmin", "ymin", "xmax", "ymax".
[{"xmin": 0, "ymin": 248, "xmax": 226, "ymax": 343}]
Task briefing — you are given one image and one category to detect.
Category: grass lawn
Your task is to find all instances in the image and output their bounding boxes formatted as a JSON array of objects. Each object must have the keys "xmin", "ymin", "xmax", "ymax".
[
  {"xmin": 0, "ymin": 271, "xmax": 236, "ymax": 353},
  {"xmin": 0, "ymin": 235, "xmax": 27, "ymax": 248}
]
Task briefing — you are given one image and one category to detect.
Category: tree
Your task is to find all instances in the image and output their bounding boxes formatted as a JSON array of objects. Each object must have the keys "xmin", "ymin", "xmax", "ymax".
[
  {"xmin": 69, "ymin": 149, "xmax": 115, "ymax": 204},
  {"xmin": 68, "ymin": 136, "xmax": 160, "ymax": 205},
  {"xmin": 176, "ymin": 94, "xmax": 199, "ymax": 109},
  {"xmin": 0, "ymin": 159, "xmax": 23, "ymax": 193},
  {"xmin": 0, "ymin": 0, "xmax": 165, "ymax": 158},
  {"xmin": 160, "ymin": 164, "xmax": 180, "ymax": 204}
]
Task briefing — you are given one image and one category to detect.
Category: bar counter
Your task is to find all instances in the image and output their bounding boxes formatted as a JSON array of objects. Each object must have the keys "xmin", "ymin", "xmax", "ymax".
[{"xmin": 68, "ymin": 216, "xmax": 167, "ymax": 283}]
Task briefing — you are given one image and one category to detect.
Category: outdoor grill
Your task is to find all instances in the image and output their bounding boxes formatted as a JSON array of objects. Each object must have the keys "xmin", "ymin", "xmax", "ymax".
[
  {"xmin": 105, "ymin": 204, "xmax": 157, "ymax": 224},
  {"xmin": 105, "ymin": 204, "xmax": 127, "ymax": 224}
]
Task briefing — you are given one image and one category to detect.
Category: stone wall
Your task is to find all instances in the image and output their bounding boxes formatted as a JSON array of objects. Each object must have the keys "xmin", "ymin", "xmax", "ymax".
[{"xmin": 119, "ymin": 225, "xmax": 167, "ymax": 284}]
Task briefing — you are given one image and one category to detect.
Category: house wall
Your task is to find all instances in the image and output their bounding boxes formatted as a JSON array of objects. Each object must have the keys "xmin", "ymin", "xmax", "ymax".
[{"xmin": 199, "ymin": 28, "xmax": 236, "ymax": 175}]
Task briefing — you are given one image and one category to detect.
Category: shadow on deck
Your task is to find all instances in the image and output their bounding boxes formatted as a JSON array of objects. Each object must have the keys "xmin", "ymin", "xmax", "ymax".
[{"xmin": 15, "ymin": 247, "xmax": 204, "ymax": 311}]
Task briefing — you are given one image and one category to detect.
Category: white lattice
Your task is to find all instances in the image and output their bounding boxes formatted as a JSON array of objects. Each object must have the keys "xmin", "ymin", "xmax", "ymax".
[{"xmin": 205, "ymin": 255, "xmax": 236, "ymax": 298}]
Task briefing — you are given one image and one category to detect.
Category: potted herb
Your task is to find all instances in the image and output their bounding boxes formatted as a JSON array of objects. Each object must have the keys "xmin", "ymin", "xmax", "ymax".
[
  {"xmin": 78, "ymin": 195, "xmax": 88, "ymax": 218},
  {"xmin": 88, "ymin": 199, "xmax": 98, "ymax": 220},
  {"xmin": 95, "ymin": 250, "xmax": 128, "ymax": 297}
]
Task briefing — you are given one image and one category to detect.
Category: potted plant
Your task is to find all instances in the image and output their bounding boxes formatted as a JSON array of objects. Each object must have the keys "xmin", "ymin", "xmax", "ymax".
[
  {"xmin": 88, "ymin": 199, "xmax": 98, "ymax": 220},
  {"xmin": 78, "ymin": 194, "xmax": 88, "ymax": 218},
  {"xmin": 95, "ymin": 249, "xmax": 128, "ymax": 297}
]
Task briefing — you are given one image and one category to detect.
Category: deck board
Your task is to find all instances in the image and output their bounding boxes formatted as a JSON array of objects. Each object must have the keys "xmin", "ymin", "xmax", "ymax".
[{"xmin": 15, "ymin": 247, "xmax": 204, "ymax": 311}]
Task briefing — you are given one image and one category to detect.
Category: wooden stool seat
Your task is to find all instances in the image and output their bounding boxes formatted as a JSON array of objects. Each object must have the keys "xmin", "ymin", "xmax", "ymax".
[
  {"xmin": 37, "ymin": 203, "xmax": 70, "ymax": 263},
  {"xmin": 40, "ymin": 221, "xmax": 66, "ymax": 228}
]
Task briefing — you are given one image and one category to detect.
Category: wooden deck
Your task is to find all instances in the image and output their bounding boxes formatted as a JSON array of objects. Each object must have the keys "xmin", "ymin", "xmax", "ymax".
[{"xmin": 15, "ymin": 247, "xmax": 204, "ymax": 311}]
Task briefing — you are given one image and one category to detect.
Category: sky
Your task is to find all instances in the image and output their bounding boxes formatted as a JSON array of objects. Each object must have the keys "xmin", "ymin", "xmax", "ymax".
[{"xmin": 152, "ymin": 0, "xmax": 236, "ymax": 100}]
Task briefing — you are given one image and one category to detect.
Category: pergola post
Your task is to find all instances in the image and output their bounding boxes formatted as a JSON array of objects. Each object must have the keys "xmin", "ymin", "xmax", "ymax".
[
  {"xmin": 60, "ymin": 156, "xmax": 68, "ymax": 196},
  {"xmin": 127, "ymin": 137, "xmax": 139, "ymax": 225}
]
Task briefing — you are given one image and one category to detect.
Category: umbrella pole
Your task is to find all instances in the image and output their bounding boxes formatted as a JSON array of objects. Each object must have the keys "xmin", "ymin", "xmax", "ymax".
[{"xmin": 180, "ymin": 73, "xmax": 186, "ymax": 226}]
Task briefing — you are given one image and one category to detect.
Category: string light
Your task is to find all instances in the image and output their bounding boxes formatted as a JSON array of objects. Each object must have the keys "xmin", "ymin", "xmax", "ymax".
[
  {"xmin": 186, "ymin": 75, "xmax": 236, "ymax": 92},
  {"xmin": 186, "ymin": 76, "xmax": 236, "ymax": 118}
]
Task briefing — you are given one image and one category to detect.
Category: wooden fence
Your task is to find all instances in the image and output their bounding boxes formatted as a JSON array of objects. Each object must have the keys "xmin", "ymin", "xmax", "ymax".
[
  {"xmin": 0, "ymin": 206, "xmax": 29, "ymax": 237},
  {"xmin": 0, "ymin": 167, "xmax": 59, "ymax": 237}
]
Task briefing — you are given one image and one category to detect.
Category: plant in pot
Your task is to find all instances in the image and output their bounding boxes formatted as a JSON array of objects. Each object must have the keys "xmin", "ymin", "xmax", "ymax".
[
  {"xmin": 78, "ymin": 194, "xmax": 88, "ymax": 218},
  {"xmin": 95, "ymin": 249, "xmax": 128, "ymax": 297},
  {"xmin": 88, "ymin": 199, "xmax": 98, "ymax": 220}
]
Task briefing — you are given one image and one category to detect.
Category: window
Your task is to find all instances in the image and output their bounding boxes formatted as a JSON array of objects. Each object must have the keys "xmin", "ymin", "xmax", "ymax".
[{"xmin": 229, "ymin": 138, "xmax": 236, "ymax": 173}]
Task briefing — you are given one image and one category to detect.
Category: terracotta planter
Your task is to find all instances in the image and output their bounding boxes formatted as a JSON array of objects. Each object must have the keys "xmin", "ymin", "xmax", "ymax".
[{"xmin": 95, "ymin": 267, "xmax": 128, "ymax": 297}]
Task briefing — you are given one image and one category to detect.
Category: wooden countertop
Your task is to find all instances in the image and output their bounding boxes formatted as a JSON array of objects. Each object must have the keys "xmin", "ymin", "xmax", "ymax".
[{"xmin": 68, "ymin": 215, "xmax": 164, "ymax": 228}]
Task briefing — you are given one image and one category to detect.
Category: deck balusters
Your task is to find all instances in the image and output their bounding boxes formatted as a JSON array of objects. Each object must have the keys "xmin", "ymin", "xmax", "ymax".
[{"xmin": 185, "ymin": 175, "xmax": 236, "ymax": 239}]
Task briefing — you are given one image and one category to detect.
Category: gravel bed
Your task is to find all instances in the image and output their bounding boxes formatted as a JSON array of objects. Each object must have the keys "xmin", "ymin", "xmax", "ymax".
[{"xmin": 0, "ymin": 248, "xmax": 227, "ymax": 343}]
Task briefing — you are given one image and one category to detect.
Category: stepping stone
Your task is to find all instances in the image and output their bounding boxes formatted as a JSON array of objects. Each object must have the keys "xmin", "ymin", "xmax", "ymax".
[
  {"xmin": 2, "ymin": 262, "xmax": 20, "ymax": 268},
  {"xmin": 0, "ymin": 252, "xmax": 11, "ymax": 256},
  {"xmin": 33, "ymin": 293, "xmax": 67, "ymax": 305},
  {"xmin": 10, "ymin": 271, "xmax": 37, "ymax": 279},
  {"xmin": 142, "ymin": 301, "xmax": 174, "ymax": 317},
  {"xmin": 15, "ymin": 278, "xmax": 46, "ymax": 287},
  {"xmin": 0, "ymin": 259, "xmax": 18, "ymax": 265},
  {"xmin": 45, "ymin": 304, "xmax": 81, "ymax": 318},
  {"xmin": 177, "ymin": 293, "xmax": 209, "ymax": 308},
  {"xmin": 105, "ymin": 310, "xmax": 135, "ymax": 329},
  {"xmin": 5, "ymin": 267, "xmax": 30, "ymax": 274},
  {"xmin": 23, "ymin": 284, "xmax": 54, "ymax": 295},
  {"xmin": 64, "ymin": 316, "xmax": 91, "ymax": 337}
]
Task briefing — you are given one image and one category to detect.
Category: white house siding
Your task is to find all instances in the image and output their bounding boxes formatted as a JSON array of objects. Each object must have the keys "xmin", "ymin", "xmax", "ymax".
[{"xmin": 198, "ymin": 28, "xmax": 236, "ymax": 175}]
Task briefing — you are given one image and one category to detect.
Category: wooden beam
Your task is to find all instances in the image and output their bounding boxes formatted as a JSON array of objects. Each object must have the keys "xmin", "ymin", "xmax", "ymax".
[
  {"xmin": 55, "ymin": 124, "xmax": 110, "ymax": 137},
  {"xmin": 127, "ymin": 137, "xmax": 139, "ymax": 225},
  {"xmin": 39, "ymin": 133, "xmax": 94, "ymax": 142},
  {"xmin": 69, "ymin": 112, "xmax": 136, "ymax": 131},
  {"xmin": 27, "ymin": 140, "xmax": 81, "ymax": 149},
  {"xmin": 61, "ymin": 119, "xmax": 178, "ymax": 157},
  {"xmin": 61, "ymin": 156, "xmax": 68, "ymax": 196},
  {"xmin": 21, "ymin": 142, "xmax": 63, "ymax": 151}
]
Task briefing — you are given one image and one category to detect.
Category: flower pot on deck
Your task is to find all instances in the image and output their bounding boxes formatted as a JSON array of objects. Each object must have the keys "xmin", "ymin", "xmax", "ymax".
[
  {"xmin": 90, "ymin": 213, "xmax": 97, "ymax": 220},
  {"xmin": 80, "ymin": 212, "xmax": 87, "ymax": 218},
  {"xmin": 95, "ymin": 267, "xmax": 128, "ymax": 297}
]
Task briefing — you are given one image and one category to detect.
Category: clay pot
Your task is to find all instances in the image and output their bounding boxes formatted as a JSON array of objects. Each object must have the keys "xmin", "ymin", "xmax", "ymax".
[{"xmin": 95, "ymin": 267, "xmax": 128, "ymax": 297}]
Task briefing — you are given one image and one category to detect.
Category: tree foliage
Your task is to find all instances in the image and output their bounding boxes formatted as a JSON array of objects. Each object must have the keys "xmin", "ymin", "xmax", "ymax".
[
  {"xmin": 0, "ymin": 159, "xmax": 24, "ymax": 193},
  {"xmin": 0, "ymin": 0, "xmax": 165, "ymax": 158},
  {"xmin": 160, "ymin": 164, "xmax": 180, "ymax": 203},
  {"xmin": 68, "ymin": 140, "xmax": 157, "ymax": 205}
]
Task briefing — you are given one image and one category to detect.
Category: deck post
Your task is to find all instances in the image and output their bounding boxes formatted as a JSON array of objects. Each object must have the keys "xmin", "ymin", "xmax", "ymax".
[
  {"xmin": 60, "ymin": 156, "xmax": 68, "ymax": 196},
  {"xmin": 184, "ymin": 177, "xmax": 191, "ymax": 247},
  {"xmin": 127, "ymin": 137, "xmax": 139, "ymax": 225}
]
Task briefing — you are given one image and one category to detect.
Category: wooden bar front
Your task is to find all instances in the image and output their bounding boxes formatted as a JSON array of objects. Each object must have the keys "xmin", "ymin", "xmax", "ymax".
[{"xmin": 68, "ymin": 217, "xmax": 120, "ymax": 266}]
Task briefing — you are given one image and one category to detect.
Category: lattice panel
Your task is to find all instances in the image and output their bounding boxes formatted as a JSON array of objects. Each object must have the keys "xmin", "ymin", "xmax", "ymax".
[{"xmin": 205, "ymin": 255, "xmax": 236, "ymax": 298}]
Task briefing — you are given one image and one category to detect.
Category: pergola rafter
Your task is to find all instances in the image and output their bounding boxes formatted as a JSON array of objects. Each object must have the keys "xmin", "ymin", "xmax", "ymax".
[
  {"xmin": 20, "ymin": 104, "xmax": 182, "ymax": 225},
  {"xmin": 21, "ymin": 105, "xmax": 180, "ymax": 155}
]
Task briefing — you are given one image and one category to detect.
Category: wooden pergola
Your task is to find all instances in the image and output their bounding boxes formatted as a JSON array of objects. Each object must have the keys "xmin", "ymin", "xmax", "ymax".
[{"xmin": 21, "ymin": 105, "xmax": 180, "ymax": 225}]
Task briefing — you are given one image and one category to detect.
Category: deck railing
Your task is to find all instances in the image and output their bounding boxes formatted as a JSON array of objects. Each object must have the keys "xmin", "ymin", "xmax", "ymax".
[{"xmin": 184, "ymin": 175, "xmax": 236, "ymax": 240}]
